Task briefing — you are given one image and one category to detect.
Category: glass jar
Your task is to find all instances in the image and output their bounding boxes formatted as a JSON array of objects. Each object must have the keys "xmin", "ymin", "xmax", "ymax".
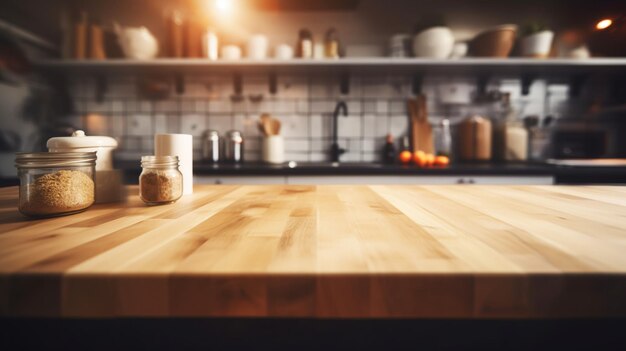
[
  {"xmin": 139, "ymin": 156, "xmax": 183, "ymax": 205},
  {"xmin": 15, "ymin": 152, "xmax": 97, "ymax": 217}
]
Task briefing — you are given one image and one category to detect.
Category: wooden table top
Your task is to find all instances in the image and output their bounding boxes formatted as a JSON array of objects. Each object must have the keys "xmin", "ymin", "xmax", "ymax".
[{"xmin": 1, "ymin": 185, "xmax": 625, "ymax": 318}]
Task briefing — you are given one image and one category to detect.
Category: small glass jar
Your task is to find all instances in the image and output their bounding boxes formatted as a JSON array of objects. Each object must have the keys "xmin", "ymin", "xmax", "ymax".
[
  {"xmin": 15, "ymin": 152, "xmax": 97, "ymax": 217},
  {"xmin": 139, "ymin": 156, "xmax": 183, "ymax": 205}
]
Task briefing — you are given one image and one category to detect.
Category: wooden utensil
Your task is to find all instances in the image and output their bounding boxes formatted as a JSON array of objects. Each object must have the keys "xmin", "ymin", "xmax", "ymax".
[
  {"xmin": 408, "ymin": 94, "xmax": 434, "ymax": 154},
  {"xmin": 270, "ymin": 118, "xmax": 281, "ymax": 135},
  {"xmin": 259, "ymin": 113, "xmax": 272, "ymax": 136}
]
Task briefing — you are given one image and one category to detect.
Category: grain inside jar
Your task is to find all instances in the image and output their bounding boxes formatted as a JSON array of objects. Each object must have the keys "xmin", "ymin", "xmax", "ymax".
[
  {"xmin": 139, "ymin": 155, "xmax": 183, "ymax": 205},
  {"xmin": 15, "ymin": 151, "xmax": 97, "ymax": 217}
]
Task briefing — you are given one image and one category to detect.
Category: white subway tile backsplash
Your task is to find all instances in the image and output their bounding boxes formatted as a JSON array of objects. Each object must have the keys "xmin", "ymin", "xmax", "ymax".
[
  {"xmin": 338, "ymin": 115, "xmax": 362, "ymax": 138},
  {"xmin": 363, "ymin": 83, "xmax": 393, "ymax": 98},
  {"xmin": 127, "ymin": 114, "xmax": 152, "ymax": 136},
  {"xmin": 363, "ymin": 114, "xmax": 376, "ymax": 137},
  {"xmin": 167, "ymin": 114, "xmax": 181, "ymax": 133},
  {"xmin": 342, "ymin": 152, "xmax": 362, "ymax": 162},
  {"xmin": 280, "ymin": 115, "xmax": 308, "ymax": 138},
  {"xmin": 122, "ymin": 136, "xmax": 141, "ymax": 151},
  {"xmin": 362, "ymin": 139, "xmax": 376, "ymax": 152},
  {"xmin": 309, "ymin": 152, "xmax": 326, "ymax": 162},
  {"xmin": 208, "ymin": 115, "xmax": 233, "ymax": 133},
  {"xmin": 349, "ymin": 139, "xmax": 362, "ymax": 152},
  {"xmin": 346, "ymin": 100, "xmax": 361, "ymax": 114},
  {"xmin": 234, "ymin": 114, "xmax": 260, "ymax": 138},
  {"xmin": 279, "ymin": 78, "xmax": 308, "ymax": 98},
  {"xmin": 111, "ymin": 100, "xmax": 125, "ymax": 113},
  {"xmin": 376, "ymin": 100, "xmax": 389, "ymax": 114},
  {"xmin": 139, "ymin": 101, "xmax": 153, "ymax": 113},
  {"xmin": 285, "ymin": 153, "xmax": 309, "ymax": 162},
  {"xmin": 311, "ymin": 140, "xmax": 327, "ymax": 152},
  {"xmin": 142, "ymin": 137, "xmax": 154, "ymax": 152},
  {"xmin": 296, "ymin": 99, "xmax": 309, "ymax": 114},
  {"xmin": 181, "ymin": 114, "xmax": 206, "ymax": 136},
  {"xmin": 363, "ymin": 100, "xmax": 376, "ymax": 114},
  {"xmin": 389, "ymin": 100, "xmax": 407, "ymax": 114},
  {"xmin": 361, "ymin": 153, "xmax": 379, "ymax": 162},
  {"xmin": 310, "ymin": 100, "xmax": 330, "ymax": 114},
  {"xmin": 389, "ymin": 115, "xmax": 408, "ymax": 138},
  {"xmin": 71, "ymin": 73, "xmax": 563, "ymax": 162},
  {"xmin": 244, "ymin": 152, "xmax": 261, "ymax": 162},
  {"xmin": 85, "ymin": 100, "xmax": 108, "ymax": 113},
  {"xmin": 154, "ymin": 114, "xmax": 168, "ymax": 134},
  {"xmin": 208, "ymin": 100, "xmax": 232, "ymax": 113},
  {"xmin": 375, "ymin": 115, "xmax": 390, "ymax": 135},
  {"xmin": 154, "ymin": 100, "xmax": 178, "ymax": 112},
  {"xmin": 310, "ymin": 114, "xmax": 324, "ymax": 138},
  {"xmin": 110, "ymin": 115, "xmax": 125, "ymax": 136},
  {"xmin": 285, "ymin": 139, "xmax": 310, "ymax": 151}
]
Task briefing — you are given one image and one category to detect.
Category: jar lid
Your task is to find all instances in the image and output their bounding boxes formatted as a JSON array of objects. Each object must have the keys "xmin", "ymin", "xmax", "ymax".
[
  {"xmin": 47, "ymin": 130, "xmax": 118, "ymax": 149},
  {"xmin": 141, "ymin": 155, "xmax": 179, "ymax": 168},
  {"xmin": 15, "ymin": 151, "xmax": 97, "ymax": 168}
]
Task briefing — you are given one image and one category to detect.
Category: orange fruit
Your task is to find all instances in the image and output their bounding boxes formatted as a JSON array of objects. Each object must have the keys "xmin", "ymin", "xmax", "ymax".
[
  {"xmin": 435, "ymin": 155, "xmax": 450, "ymax": 166},
  {"xmin": 425, "ymin": 153, "xmax": 435, "ymax": 167},
  {"xmin": 413, "ymin": 150, "xmax": 426, "ymax": 167},
  {"xmin": 399, "ymin": 150, "xmax": 413, "ymax": 164}
]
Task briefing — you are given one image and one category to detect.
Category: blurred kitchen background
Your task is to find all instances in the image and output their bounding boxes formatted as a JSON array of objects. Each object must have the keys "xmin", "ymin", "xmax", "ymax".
[{"xmin": 1, "ymin": 0, "xmax": 625, "ymax": 184}]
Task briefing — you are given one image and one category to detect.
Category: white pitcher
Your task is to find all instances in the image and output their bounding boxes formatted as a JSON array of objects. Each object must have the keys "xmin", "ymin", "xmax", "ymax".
[{"xmin": 114, "ymin": 23, "xmax": 159, "ymax": 60}]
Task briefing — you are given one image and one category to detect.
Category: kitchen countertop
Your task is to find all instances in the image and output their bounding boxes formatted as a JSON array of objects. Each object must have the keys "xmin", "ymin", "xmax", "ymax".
[
  {"xmin": 1, "ymin": 185, "xmax": 626, "ymax": 318},
  {"xmin": 113, "ymin": 160, "xmax": 626, "ymax": 184}
]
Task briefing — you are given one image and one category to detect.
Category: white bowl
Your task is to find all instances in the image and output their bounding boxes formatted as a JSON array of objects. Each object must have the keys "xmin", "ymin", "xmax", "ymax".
[{"xmin": 413, "ymin": 27, "xmax": 455, "ymax": 59}]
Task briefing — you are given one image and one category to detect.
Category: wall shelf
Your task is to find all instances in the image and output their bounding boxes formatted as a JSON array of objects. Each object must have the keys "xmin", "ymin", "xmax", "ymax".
[{"xmin": 34, "ymin": 58, "xmax": 626, "ymax": 98}]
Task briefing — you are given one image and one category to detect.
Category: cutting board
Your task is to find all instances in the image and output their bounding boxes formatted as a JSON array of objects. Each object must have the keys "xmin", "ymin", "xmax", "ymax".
[{"xmin": 408, "ymin": 94, "xmax": 434, "ymax": 153}]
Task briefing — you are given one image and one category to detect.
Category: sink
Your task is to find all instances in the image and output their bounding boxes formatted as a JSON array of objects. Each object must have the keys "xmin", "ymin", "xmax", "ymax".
[{"xmin": 288, "ymin": 161, "xmax": 384, "ymax": 169}]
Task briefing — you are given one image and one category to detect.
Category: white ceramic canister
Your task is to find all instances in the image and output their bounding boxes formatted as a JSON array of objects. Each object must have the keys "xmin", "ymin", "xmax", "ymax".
[
  {"xmin": 247, "ymin": 34, "xmax": 269, "ymax": 59},
  {"xmin": 154, "ymin": 133, "xmax": 193, "ymax": 195},
  {"xmin": 262, "ymin": 136, "xmax": 285, "ymax": 164},
  {"xmin": 47, "ymin": 130, "xmax": 117, "ymax": 171},
  {"xmin": 221, "ymin": 45, "xmax": 242, "ymax": 60},
  {"xmin": 275, "ymin": 44, "xmax": 294, "ymax": 59},
  {"xmin": 47, "ymin": 130, "xmax": 124, "ymax": 203}
]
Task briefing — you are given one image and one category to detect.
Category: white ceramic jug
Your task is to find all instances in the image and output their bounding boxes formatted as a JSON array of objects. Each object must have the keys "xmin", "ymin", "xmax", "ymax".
[{"xmin": 114, "ymin": 23, "xmax": 159, "ymax": 60}]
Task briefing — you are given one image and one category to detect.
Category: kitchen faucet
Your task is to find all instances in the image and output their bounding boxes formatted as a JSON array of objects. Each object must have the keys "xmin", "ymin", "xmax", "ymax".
[{"xmin": 330, "ymin": 101, "xmax": 348, "ymax": 162}]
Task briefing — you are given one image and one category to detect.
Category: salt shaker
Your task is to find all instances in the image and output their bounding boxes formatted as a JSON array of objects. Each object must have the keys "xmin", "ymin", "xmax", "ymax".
[
  {"xmin": 201, "ymin": 130, "xmax": 221, "ymax": 163},
  {"xmin": 224, "ymin": 130, "xmax": 244, "ymax": 163}
]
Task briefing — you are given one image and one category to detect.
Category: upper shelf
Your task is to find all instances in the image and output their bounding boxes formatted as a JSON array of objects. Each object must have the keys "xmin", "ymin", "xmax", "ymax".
[{"xmin": 34, "ymin": 58, "xmax": 626, "ymax": 78}]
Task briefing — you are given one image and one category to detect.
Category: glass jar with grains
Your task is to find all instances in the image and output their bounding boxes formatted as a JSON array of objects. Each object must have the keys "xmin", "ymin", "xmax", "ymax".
[
  {"xmin": 139, "ymin": 156, "xmax": 183, "ymax": 205},
  {"xmin": 15, "ymin": 152, "xmax": 96, "ymax": 217}
]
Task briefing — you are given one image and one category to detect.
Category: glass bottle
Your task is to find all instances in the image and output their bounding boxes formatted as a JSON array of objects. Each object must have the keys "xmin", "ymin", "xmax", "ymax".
[
  {"xmin": 139, "ymin": 156, "xmax": 183, "ymax": 205},
  {"xmin": 497, "ymin": 93, "xmax": 528, "ymax": 161}
]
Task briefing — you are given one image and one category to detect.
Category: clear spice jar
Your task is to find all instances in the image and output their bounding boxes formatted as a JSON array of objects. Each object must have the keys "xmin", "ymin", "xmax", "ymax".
[
  {"xmin": 15, "ymin": 152, "xmax": 96, "ymax": 217},
  {"xmin": 139, "ymin": 156, "xmax": 183, "ymax": 205}
]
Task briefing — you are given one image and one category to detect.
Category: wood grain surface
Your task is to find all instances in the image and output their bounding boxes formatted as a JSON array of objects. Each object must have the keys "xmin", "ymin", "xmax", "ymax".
[{"xmin": 1, "ymin": 185, "xmax": 625, "ymax": 318}]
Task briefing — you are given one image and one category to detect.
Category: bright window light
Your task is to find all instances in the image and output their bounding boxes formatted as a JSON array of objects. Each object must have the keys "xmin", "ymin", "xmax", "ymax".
[{"xmin": 215, "ymin": 0, "xmax": 234, "ymax": 14}]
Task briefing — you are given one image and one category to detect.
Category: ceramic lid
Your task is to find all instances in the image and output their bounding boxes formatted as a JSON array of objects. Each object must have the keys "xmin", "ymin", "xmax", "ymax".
[{"xmin": 47, "ymin": 130, "xmax": 118, "ymax": 149}]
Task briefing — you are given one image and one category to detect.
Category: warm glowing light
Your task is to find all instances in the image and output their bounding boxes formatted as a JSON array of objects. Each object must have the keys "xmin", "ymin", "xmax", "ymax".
[
  {"xmin": 215, "ymin": 0, "xmax": 234, "ymax": 14},
  {"xmin": 596, "ymin": 19, "xmax": 613, "ymax": 30}
]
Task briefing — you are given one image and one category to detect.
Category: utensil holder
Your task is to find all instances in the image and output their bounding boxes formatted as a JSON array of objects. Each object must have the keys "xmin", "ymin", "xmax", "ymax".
[{"xmin": 262, "ymin": 136, "xmax": 284, "ymax": 164}]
